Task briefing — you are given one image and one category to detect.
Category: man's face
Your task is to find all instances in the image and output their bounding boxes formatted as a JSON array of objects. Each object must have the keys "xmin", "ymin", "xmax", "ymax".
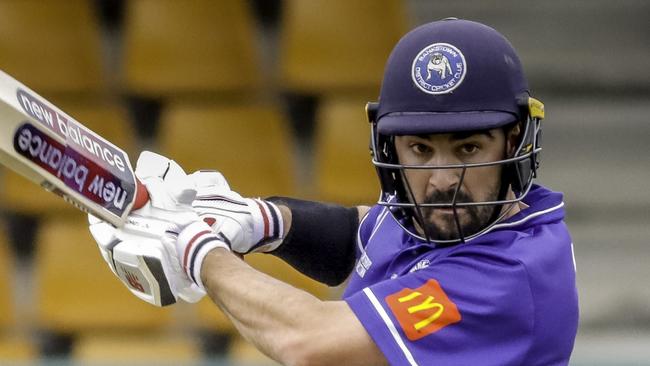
[{"xmin": 394, "ymin": 128, "xmax": 514, "ymax": 240}]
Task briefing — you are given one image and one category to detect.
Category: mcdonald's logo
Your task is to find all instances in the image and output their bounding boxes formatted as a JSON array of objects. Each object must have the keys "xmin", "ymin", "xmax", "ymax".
[{"xmin": 386, "ymin": 279, "xmax": 461, "ymax": 341}]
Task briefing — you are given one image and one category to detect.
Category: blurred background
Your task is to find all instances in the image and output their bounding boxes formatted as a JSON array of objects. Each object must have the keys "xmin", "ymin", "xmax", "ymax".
[{"xmin": 0, "ymin": 0, "xmax": 647, "ymax": 365}]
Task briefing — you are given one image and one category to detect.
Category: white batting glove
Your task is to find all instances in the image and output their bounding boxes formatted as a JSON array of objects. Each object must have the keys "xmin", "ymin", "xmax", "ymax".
[
  {"xmin": 88, "ymin": 151, "xmax": 207, "ymax": 306},
  {"xmin": 126, "ymin": 153, "xmax": 229, "ymax": 295},
  {"xmin": 89, "ymin": 214, "xmax": 203, "ymax": 306},
  {"xmin": 189, "ymin": 170, "xmax": 285, "ymax": 254}
]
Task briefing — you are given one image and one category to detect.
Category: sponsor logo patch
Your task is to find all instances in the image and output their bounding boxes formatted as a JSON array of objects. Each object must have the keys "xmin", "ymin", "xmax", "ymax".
[
  {"xmin": 124, "ymin": 270, "xmax": 145, "ymax": 293},
  {"xmin": 13, "ymin": 123, "xmax": 135, "ymax": 217},
  {"xmin": 203, "ymin": 217, "xmax": 217, "ymax": 227},
  {"xmin": 411, "ymin": 43, "xmax": 466, "ymax": 95},
  {"xmin": 385, "ymin": 279, "xmax": 461, "ymax": 340},
  {"xmin": 409, "ymin": 259, "xmax": 430, "ymax": 273},
  {"xmin": 355, "ymin": 251, "xmax": 373, "ymax": 278},
  {"xmin": 16, "ymin": 89, "xmax": 132, "ymax": 176}
]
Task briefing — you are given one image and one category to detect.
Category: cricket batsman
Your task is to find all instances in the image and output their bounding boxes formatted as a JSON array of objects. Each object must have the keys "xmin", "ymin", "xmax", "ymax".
[{"xmin": 89, "ymin": 19, "xmax": 579, "ymax": 365}]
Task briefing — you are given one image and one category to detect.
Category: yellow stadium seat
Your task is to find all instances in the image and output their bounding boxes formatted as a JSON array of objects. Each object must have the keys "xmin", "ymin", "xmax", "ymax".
[
  {"xmin": 0, "ymin": 0, "xmax": 105, "ymax": 95},
  {"xmin": 314, "ymin": 97, "xmax": 380, "ymax": 205},
  {"xmin": 196, "ymin": 297, "xmax": 236, "ymax": 334},
  {"xmin": 0, "ymin": 100, "xmax": 137, "ymax": 216},
  {"xmin": 229, "ymin": 335, "xmax": 275, "ymax": 365},
  {"xmin": 0, "ymin": 225, "xmax": 36, "ymax": 363},
  {"xmin": 73, "ymin": 333, "xmax": 201, "ymax": 364},
  {"xmin": 279, "ymin": 0, "xmax": 409, "ymax": 94},
  {"xmin": 160, "ymin": 102, "xmax": 328, "ymax": 319},
  {"xmin": 0, "ymin": 224, "xmax": 14, "ymax": 330},
  {"xmin": 122, "ymin": 0, "xmax": 261, "ymax": 97},
  {"xmin": 158, "ymin": 102, "xmax": 296, "ymax": 198},
  {"xmin": 34, "ymin": 214, "xmax": 173, "ymax": 334},
  {"xmin": 0, "ymin": 336, "xmax": 36, "ymax": 363}
]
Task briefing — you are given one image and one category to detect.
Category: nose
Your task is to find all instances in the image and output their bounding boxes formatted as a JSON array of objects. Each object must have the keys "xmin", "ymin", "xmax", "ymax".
[
  {"xmin": 426, "ymin": 156, "xmax": 463, "ymax": 191},
  {"xmin": 427, "ymin": 168, "xmax": 462, "ymax": 192}
]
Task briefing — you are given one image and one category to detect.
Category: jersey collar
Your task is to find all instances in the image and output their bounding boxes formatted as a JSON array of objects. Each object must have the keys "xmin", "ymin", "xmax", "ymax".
[{"xmin": 489, "ymin": 184, "xmax": 565, "ymax": 233}]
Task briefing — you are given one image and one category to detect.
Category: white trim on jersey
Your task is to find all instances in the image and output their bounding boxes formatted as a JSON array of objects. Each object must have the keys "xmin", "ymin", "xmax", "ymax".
[
  {"xmin": 570, "ymin": 242, "xmax": 577, "ymax": 273},
  {"xmin": 380, "ymin": 198, "xmax": 565, "ymax": 245},
  {"xmin": 355, "ymin": 207, "xmax": 389, "ymax": 277},
  {"xmin": 368, "ymin": 207, "xmax": 390, "ymax": 243},
  {"xmin": 363, "ymin": 287, "xmax": 419, "ymax": 366},
  {"xmin": 356, "ymin": 206, "xmax": 390, "ymax": 253},
  {"xmin": 356, "ymin": 208, "xmax": 373, "ymax": 252}
]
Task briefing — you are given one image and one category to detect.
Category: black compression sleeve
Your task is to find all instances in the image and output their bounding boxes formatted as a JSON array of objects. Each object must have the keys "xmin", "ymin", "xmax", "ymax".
[{"xmin": 266, "ymin": 197, "xmax": 359, "ymax": 286}]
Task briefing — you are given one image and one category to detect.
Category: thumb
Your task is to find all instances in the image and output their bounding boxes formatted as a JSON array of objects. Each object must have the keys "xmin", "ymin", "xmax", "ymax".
[
  {"xmin": 162, "ymin": 160, "xmax": 196, "ymax": 205},
  {"xmin": 191, "ymin": 170, "xmax": 230, "ymax": 192}
]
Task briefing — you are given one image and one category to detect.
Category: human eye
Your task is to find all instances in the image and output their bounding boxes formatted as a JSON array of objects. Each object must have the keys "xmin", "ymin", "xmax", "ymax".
[
  {"xmin": 410, "ymin": 142, "xmax": 432, "ymax": 155},
  {"xmin": 458, "ymin": 143, "xmax": 479, "ymax": 155}
]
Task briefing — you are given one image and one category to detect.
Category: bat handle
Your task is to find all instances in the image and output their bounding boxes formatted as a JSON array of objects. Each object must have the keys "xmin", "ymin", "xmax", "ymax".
[{"xmin": 133, "ymin": 179, "xmax": 150, "ymax": 210}]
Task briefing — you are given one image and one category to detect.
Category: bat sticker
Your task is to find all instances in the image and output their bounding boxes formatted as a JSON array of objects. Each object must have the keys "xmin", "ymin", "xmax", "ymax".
[{"xmin": 13, "ymin": 123, "xmax": 135, "ymax": 216}]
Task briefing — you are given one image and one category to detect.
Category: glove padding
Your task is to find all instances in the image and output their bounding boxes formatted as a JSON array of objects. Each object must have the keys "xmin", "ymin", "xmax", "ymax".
[
  {"xmin": 190, "ymin": 170, "xmax": 284, "ymax": 254},
  {"xmin": 89, "ymin": 214, "xmax": 203, "ymax": 306},
  {"xmin": 89, "ymin": 151, "xmax": 207, "ymax": 306}
]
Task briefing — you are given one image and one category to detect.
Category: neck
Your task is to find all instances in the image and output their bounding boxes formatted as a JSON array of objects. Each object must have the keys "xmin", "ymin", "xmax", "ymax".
[{"xmin": 498, "ymin": 189, "xmax": 528, "ymax": 221}]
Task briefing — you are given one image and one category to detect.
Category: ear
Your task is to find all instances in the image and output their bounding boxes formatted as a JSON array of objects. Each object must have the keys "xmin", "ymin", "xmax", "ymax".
[{"xmin": 506, "ymin": 123, "xmax": 522, "ymax": 157}]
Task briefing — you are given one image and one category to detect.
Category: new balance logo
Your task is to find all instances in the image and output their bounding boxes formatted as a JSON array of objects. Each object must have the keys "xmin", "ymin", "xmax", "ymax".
[{"xmin": 124, "ymin": 270, "xmax": 145, "ymax": 293}]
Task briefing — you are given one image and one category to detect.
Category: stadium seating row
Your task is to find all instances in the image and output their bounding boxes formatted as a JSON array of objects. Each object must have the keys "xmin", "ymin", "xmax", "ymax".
[
  {"xmin": 0, "ymin": 0, "xmax": 408, "ymax": 97},
  {"xmin": 0, "ymin": 176, "xmax": 336, "ymax": 309},
  {"xmin": 0, "ymin": 1, "xmax": 397, "ymax": 362},
  {"xmin": 0, "ymin": 96, "xmax": 380, "ymax": 359},
  {"xmin": 0, "ymin": 213, "xmax": 320, "ymax": 363},
  {"xmin": 0, "ymin": 96, "xmax": 379, "ymax": 362}
]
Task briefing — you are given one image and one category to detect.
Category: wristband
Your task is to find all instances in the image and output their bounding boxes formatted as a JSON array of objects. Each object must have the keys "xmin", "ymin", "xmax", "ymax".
[
  {"xmin": 266, "ymin": 197, "xmax": 359, "ymax": 286},
  {"xmin": 178, "ymin": 221, "xmax": 229, "ymax": 290}
]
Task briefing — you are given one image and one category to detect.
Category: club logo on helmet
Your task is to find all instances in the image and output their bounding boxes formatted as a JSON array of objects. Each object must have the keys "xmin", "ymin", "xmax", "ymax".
[{"xmin": 411, "ymin": 43, "xmax": 466, "ymax": 95}]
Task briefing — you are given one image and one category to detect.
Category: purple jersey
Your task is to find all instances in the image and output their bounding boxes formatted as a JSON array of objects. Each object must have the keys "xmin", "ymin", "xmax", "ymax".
[{"xmin": 343, "ymin": 184, "xmax": 578, "ymax": 365}]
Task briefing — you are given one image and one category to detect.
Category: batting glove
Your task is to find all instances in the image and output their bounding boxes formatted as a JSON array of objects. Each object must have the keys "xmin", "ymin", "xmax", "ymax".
[
  {"xmin": 89, "ymin": 213, "xmax": 205, "ymax": 306},
  {"xmin": 189, "ymin": 170, "xmax": 285, "ymax": 254},
  {"xmin": 88, "ymin": 151, "xmax": 208, "ymax": 306}
]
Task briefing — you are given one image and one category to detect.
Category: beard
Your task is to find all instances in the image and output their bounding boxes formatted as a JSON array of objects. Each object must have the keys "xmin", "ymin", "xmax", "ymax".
[{"xmin": 417, "ymin": 186, "xmax": 500, "ymax": 241}]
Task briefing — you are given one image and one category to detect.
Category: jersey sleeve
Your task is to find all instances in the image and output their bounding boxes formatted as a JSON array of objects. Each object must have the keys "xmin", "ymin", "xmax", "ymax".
[{"xmin": 345, "ymin": 250, "xmax": 535, "ymax": 366}]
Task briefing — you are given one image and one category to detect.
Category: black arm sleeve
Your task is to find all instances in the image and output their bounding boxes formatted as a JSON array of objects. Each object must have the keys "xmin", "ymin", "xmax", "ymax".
[{"xmin": 265, "ymin": 197, "xmax": 359, "ymax": 286}]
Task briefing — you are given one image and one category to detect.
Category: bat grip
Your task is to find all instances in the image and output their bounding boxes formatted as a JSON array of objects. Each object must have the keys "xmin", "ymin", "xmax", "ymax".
[{"xmin": 133, "ymin": 179, "xmax": 150, "ymax": 210}]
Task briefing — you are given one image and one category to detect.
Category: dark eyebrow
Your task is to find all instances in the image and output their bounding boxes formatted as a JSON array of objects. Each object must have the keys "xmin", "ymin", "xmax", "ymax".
[{"xmin": 450, "ymin": 130, "xmax": 495, "ymax": 141}]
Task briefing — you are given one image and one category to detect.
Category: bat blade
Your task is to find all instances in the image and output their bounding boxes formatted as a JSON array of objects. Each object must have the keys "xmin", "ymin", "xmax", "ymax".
[{"xmin": 0, "ymin": 69, "xmax": 147, "ymax": 226}]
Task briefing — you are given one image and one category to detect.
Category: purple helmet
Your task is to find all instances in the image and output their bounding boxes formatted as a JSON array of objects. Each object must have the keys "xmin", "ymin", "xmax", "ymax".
[{"xmin": 367, "ymin": 18, "xmax": 545, "ymax": 244}]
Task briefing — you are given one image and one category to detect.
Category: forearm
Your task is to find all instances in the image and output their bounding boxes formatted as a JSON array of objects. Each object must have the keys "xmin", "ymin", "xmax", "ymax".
[
  {"xmin": 202, "ymin": 247, "xmax": 317, "ymax": 363},
  {"xmin": 200, "ymin": 248, "xmax": 385, "ymax": 366}
]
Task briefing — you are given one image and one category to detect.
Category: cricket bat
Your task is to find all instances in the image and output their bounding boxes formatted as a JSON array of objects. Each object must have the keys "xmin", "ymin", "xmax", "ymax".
[{"xmin": 0, "ymin": 69, "xmax": 149, "ymax": 226}]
